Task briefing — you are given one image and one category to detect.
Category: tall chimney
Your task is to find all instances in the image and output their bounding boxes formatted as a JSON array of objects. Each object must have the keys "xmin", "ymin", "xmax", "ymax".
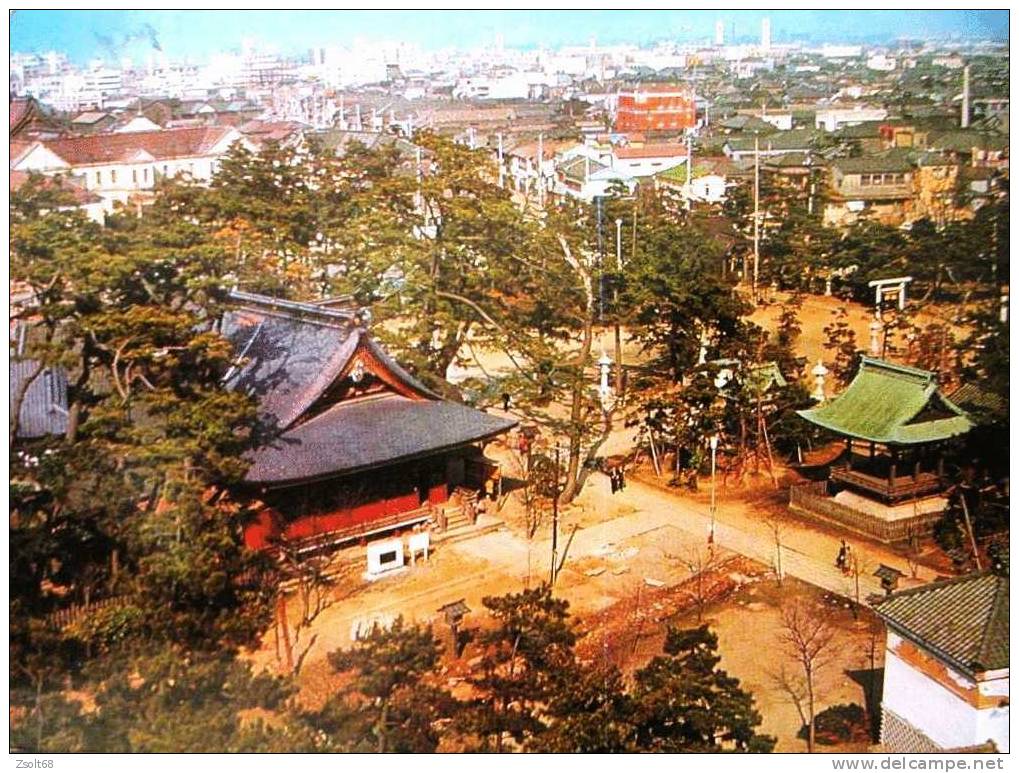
[{"xmin": 961, "ymin": 64, "xmax": 971, "ymax": 129}]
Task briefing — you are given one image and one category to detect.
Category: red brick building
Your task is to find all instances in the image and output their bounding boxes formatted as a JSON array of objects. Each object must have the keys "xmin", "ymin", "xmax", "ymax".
[{"xmin": 614, "ymin": 83, "xmax": 697, "ymax": 134}]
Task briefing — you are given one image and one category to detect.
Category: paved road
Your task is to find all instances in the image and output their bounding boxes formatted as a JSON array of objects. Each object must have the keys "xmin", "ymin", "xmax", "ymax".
[{"xmin": 606, "ymin": 473, "xmax": 938, "ymax": 601}]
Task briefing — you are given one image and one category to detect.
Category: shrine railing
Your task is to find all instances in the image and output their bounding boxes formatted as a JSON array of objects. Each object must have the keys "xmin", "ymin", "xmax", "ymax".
[{"xmin": 830, "ymin": 465, "xmax": 944, "ymax": 501}]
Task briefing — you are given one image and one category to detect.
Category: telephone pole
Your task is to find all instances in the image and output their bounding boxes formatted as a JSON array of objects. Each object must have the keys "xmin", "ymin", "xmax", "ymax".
[
  {"xmin": 753, "ymin": 133, "xmax": 761, "ymax": 301},
  {"xmin": 614, "ymin": 218, "xmax": 624, "ymax": 395}
]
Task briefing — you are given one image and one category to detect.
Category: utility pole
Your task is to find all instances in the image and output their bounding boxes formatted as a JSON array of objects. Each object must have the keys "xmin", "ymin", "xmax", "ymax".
[
  {"xmin": 753, "ymin": 132, "xmax": 761, "ymax": 302},
  {"xmin": 497, "ymin": 132, "xmax": 504, "ymax": 189},
  {"xmin": 686, "ymin": 133, "xmax": 693, "ymax": 210},
  {"xmin": 537, "ymin": 131, "xmax": 545, "ymax": 209},
  {"xmin": 709, "ymin": 435, "xmax": 718, "ymax": 546},
  {"xmin": 550, "ymin": 444, "xmax": 560, "ymax": 586},
  {"xmin": 614, "ymin": 217, "xmax": 624, "ymax": 395}
]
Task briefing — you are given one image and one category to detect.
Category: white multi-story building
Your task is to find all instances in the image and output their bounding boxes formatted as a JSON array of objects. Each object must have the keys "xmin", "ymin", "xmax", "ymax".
[
  {"xmin": 815, "ymin": 106, "xmax": 889, "ymax": 132},
  {"xmin": 11, "ymin": 126, "xmax": 254, "ymax": 209},
  {"xmin": 867, "ymin": 53, "xmax": 897, "ymax": 71}
]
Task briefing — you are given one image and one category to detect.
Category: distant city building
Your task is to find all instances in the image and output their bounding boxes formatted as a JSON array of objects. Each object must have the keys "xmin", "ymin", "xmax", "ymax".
[
  {"xmin": 614, "ymin": 82, "xmax": 697, "ymax": 134},
  {"xmin": 815, "ymin": 106, "xmax": 889, "ymax": 132},
  {"xmin": 11, "ymin": 126, "xmax": 253, "ymax": 208},
  {"xmin": 867, "ymin": 53, "xmax": 897, "ymax": 71},
  {"xmin": 715, "ymin": 20, "xmax": 725, "ymax": 47},
  {"xmin": 760, "ymin": 17, "xmax": 771, "ymax": 52}
]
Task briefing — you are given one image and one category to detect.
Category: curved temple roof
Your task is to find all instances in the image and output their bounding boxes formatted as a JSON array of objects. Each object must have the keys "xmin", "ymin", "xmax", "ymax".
[
  {"xmin": 221, "ymin": 291, "xmax": 515, "ymax": 487},
  {"xmin": 797, "ymin": 357, "xmax": 974, "ymax": 445}
]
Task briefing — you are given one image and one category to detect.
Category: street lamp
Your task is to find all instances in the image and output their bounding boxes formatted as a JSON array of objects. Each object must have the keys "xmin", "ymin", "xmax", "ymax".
[
  {"xmin": 597, "ymin": 350, "xmax": 614, "ymax": 411},
  {"xmin": 708, "ymin": 434, "xmax": 719, "ymax": 546}
]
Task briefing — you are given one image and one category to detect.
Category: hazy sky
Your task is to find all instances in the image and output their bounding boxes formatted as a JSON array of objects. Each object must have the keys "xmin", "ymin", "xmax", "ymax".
[{"xmin": 10, "ymin": 9, "xmax": 1009, "ymax": 64}]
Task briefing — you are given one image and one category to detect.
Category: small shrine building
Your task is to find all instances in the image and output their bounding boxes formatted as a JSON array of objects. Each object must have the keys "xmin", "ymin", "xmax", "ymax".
[{"xmin": 791, "ymin": 357, "xmax": 975, "ymax": 543}]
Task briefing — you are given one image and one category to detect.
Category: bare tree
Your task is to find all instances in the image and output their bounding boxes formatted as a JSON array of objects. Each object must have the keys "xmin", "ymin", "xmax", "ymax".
[
  {"xmin": 275, "ymin": 541, "xmax": 344, "ymax": 675},
  {"xmin": 904, "ymin": 517, "xmax": 924, "ymax": 579},
  {"xmin": 764, "ymin": 515, "xmax": 785, "ymax": 586},
  {"xmin": 844, "ymin": 549, "xmax": 872, "ymax": 619},
  {"xmin": 665, "ymin": 544, "xmax": 722, "ymax": 623},
  {"xmin": 780, "ymin": 600, "xmax": 837, "ymax": 752}
]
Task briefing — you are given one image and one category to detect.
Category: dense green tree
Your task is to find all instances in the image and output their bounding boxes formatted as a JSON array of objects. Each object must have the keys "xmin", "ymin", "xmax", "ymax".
[
  {"xmin": 458, "ymin": 584, "xmax": 576, "ymax": 751},
  {"xmin": 10, "ymin": 645, "xmax": 297, "ymax": 753},
  {"xmin": 323, "ymin": 617, "xmax": 457, "ymax": 752},
  {"xmin": 630, "ymin": 625, "xmax": 775, "ymax": 752}
]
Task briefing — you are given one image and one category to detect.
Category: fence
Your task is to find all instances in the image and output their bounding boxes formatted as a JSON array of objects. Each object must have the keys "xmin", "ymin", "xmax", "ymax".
[
  {"xmin": 44, "ymin": 595, "xmax": 129, "ymax": 630},
  {"xmin": 789, "ymin": 480, "xmax": 942, "ymax": 544}
]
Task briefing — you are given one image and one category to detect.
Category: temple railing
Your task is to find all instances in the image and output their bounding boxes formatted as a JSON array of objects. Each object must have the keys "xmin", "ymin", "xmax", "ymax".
[{"xmin": 830, "ymin": 465, "xmax": 944, "ymax": 501}]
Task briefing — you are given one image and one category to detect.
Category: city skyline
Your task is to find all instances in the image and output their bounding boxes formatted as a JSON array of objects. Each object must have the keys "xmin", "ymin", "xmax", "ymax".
[{"xmin": 11, "ymin": 9, "xmax": 1010, "ymax": 65}]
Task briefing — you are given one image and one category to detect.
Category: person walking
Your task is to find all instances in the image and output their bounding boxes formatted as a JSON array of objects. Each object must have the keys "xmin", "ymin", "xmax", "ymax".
[
  {"xmin": 835, "ymin": 539, "xmax": 847, "ymax": 572},
  {"xmin": 609, "ymin": 468, "xmax": 618, "ymax": 494},
  {"xmin": 501, "ymin": 392, "xmax": 511, "ymax": 412},
  {"xmin": 842, "ymin": 543, "xmax": 853, "ymax": 575}
]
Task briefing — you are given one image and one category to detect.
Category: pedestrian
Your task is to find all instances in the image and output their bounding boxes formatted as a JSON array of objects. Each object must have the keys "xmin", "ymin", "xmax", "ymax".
[
  {"xmin": 835, "ymin": 539, "xmax": 847, "ymax": 571},
  {"xmin": 619, "ymin": 466, "xmax": 626, "ymax": 490},
  {"xmin": 842, "ymin": 543, "xmax": 853, "ymax": 575},
  {"xmin": 501, "ymin": 392, "xmax": 511, "ymax": 412},
  {"xmin": 609, "ymin": 468, "xmax": 618, "ymax": 494}
]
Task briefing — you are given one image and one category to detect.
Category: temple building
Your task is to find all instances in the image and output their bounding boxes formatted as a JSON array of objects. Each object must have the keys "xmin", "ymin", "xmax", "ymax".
[
  {"xmin": 790, "ymin": 357, "xmax": 975, "ymax": 543},
  {"xmin": 221, "ymin": 291, "xmax": 516, "ymax": 554}
]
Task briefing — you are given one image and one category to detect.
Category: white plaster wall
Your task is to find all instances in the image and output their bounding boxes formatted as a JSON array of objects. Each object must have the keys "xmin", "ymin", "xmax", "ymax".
[
  {"xmin": 884, "ymin": 635, "xmax": 1009, "ymax": 752},
  {"xmin": 615, "ymin": 155, "xmax": 685, "ymax": 177},
  {"xmin": 691, "ymin": 175, "xmax": 728, "ymax": 203},
  {"xmin": 13, "ymin": 144, "xmax": 70, "ymax": 172}
]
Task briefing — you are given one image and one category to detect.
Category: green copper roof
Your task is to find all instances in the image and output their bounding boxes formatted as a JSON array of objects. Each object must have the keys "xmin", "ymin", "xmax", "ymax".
[
  {"xmin": 746, "ymin": 361, "xmax": 788, "ymax": 394},
  {"xmin": 797, "ymin": 357, "xmax": 974, "ymax": 445}
]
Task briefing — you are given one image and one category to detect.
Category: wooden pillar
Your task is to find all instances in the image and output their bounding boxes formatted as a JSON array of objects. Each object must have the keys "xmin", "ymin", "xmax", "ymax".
[
  {"xmin": 869, "ymin": 442, "xmax": 876, "ymax": 460},
  {"xmin": 888, "ymin": 447, "xmax": 898, "ymax": 487},
  {"xmin": 845, "ymin": 437, "xmax": 853, "ymax": 470},
  {"xmin": 937, "ymin": 451, "xmax": 945, "ymax": 483}
]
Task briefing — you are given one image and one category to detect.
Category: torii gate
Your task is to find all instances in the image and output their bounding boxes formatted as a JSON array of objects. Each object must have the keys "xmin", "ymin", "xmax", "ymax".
[{"xmin": 868, "ymin": 276, "xmax": 913, "ymax": 315}]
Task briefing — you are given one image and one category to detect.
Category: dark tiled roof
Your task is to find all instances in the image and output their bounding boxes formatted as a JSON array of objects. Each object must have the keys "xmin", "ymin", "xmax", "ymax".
[
  {"xmin": 221, "ymin": 304, "xmax": 359, "ymax": 431},
  {"xmin": 762, "ymin": 151, "xmax": 811, "ymax": 169},
  {"xmin": 559, "ymin": 154, "xmax": 608, "ymax": 184},
  {"xmin": 244, "ymin": 395, "xmax": 515, "ymax": 485},
  {"xmin": 718, "ymin": 115, "xmax": 777, "ymax": 133},
  {"xmin": 948, "ymin": 383, "xmax": 1006, "ymax": 420},
  {"xmin": 874, "ymin": 572, "xmax": 1009, "ymax": 677},
  {"xmin": 928, "ymin": 131, "xmax": 1009, "ymax": 153},
  {"xmin": 10, "ymin": 360, "xmax": 68, "ymax": 438},
  {"xmin": 831, "ymin": 154, "xmax": 914, "ymax": 174},
  {"xmin": 725, "ymin": 128, "xmax": 818, "ymax": 153},
  {"xmin": 835, "ymin": 121, "xmax": 884, "ymax": 139}
]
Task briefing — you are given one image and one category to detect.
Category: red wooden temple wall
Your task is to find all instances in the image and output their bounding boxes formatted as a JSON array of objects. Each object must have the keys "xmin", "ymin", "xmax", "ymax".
[{"xmin": 243, "ymin": 455, "xmax": 455, "ymax": 550}]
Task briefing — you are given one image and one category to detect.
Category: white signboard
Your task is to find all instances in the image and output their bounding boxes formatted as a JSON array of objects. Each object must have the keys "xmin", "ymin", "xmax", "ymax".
[
  {"xmin": 408, "ymin": 531, "xmax": 430, "ymax": 565},
  {"xmin": 366, "ymin": 538, "xmax": 404, "ymax": 578}
]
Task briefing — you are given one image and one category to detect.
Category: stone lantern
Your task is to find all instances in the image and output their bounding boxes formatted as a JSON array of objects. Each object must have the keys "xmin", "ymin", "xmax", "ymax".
[
  {"xmin": 869, "ymin": 316, "xmax": 884, "ymax": 357},
  {"xmin": 811, "ymin": 359, "xmax": 829, "ymax": 403}
]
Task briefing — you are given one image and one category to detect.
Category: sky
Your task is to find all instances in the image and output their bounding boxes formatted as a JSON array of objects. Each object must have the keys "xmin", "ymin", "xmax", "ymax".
[{"xmin": 10, "ymin": 9, "xmax": 1010, "ymax": 65}]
